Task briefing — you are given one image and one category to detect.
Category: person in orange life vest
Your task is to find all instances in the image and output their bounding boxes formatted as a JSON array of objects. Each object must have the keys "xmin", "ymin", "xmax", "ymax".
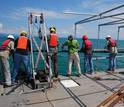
[
  {"xmin": 12, "ymin": 31, "xmax": 35, "ymax": 89},
  {"xmin": 47, "ymin": 27, "xmax": 58, "ymax": 78},
  {"xmin": 80, "ymin": 35, "xmax": 94, "ymax": 74},
  {"xmin": 105, "ymin": 35, "xmax": 118, "ymax": 72},
  {"xmin": 0, "ymin": 35, "xmax": 14, "ymax": 86}
]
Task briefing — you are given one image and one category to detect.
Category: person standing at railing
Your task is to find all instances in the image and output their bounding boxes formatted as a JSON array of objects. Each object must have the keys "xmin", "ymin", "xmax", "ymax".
[
  {"xmin": 0, "ymin": 35, "xmax": 15, "ymax": 86},
  {"xmin": 62, "ymin": 35, "xmax": 81, "ymax": 77},
  {"xmin": 105, "ymin": 35, "xmax": 118, "ymax": 72},
  {"xmin": 80, "ymin": 35, "xmax": 94, "ymax": 75},
  {"xmin": 47, "ymin": 27, "xmax": 59, "ymax": 79},
  {"xmin": 12, "ymin": 31, "xmax": 35, "ymax": 89}
]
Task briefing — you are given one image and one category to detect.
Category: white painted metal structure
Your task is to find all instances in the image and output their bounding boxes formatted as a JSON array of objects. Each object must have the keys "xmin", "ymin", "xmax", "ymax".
[{"xmin": 28, "ymin": 12, "xmax": 52, "ymax": 87}]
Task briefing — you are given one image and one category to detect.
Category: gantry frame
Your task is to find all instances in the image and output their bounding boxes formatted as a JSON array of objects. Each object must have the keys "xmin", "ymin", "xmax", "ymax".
[{"xmin": 74, "ymin": 4, "xmax": 124, "ymax": 47}]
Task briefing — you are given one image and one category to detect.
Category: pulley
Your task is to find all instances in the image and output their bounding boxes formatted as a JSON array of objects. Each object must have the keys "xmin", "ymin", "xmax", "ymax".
[
  {"xmin": 29, "ymin": 13, "xmax": 33, "ymax": 24},
  {"xmin": 38, "ymin": 27, "xmax": 43, "ymax": 39},
  {"xmin": 35, "ymin": 16, "xmax": 37, "ymax": 23},
  {"xmin": 40, "ymin": 13, "xmax": 44, "ymax": 24}
]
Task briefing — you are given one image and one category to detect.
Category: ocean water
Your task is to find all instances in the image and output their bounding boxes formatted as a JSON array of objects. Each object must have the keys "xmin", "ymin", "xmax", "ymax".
[{"xmin": 0, "ymin": 34, "xmax": 124, "ymax": 78}]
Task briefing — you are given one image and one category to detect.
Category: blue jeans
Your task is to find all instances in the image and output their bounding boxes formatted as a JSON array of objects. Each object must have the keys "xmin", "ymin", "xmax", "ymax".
[
  {"xmin": 12, "ymin": 53, "xmax": 32, "ymax": 82},
  {"xmin": 84, "ymin": 54, "xmax": 94, "ymax": 74},
  {"xmin": 108, "ymin": 53, "xmax": 116, "ymax": 70}
]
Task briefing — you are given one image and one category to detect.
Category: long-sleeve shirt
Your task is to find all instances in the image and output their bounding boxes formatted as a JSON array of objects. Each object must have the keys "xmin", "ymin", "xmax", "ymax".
[{"xmin": 63, "ymin": 39, "xmax": 79, "ymax": 54}]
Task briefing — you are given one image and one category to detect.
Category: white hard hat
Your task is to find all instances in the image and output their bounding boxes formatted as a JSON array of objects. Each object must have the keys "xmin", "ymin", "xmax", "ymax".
[
  {"xmin": 7, "ymin": 34, "xmax": 14, "ymax": 40},
  {"xmin": 106, "ymin": 35, "xmax": 111, "ymax": 38}
]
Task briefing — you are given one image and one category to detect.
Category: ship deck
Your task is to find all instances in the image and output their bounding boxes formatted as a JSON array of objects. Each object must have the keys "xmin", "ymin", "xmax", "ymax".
[{"xmin": 1, "ymin": 69, "xmax": 124, "ymax": 107}]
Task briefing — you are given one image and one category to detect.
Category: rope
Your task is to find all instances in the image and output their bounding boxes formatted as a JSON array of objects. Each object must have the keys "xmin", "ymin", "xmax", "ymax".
[{"xmin": 45, "ymin": 90, "xmax": 55, "ymax": 107}]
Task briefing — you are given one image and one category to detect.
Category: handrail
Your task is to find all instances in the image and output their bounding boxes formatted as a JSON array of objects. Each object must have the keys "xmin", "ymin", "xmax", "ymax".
[{"xmin": 33, "ymin": 48, "xmax": 124, "ymax": 53}]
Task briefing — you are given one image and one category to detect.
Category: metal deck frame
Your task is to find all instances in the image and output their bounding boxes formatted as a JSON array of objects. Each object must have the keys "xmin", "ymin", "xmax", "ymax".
[
  {"xmin": 74, "ymin": 4, "xmax": 124, "ymax": 43},
  {"xmin": 117, "ymin": 25, "xmax": 124, "ymax": 41},
  {"xmin": 97, "ymin": 19, "xmax": 124, "ymax": 47}
]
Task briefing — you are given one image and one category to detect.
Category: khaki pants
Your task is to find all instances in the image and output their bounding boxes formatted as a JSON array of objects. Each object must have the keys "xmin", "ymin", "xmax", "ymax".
[
  {"xmin": 68, "ymin": 52, "xmax": 81, "ymax": 75},
  {"xmin": 0, "ymin": 56, "xmax": 11, "ymax": 85}
]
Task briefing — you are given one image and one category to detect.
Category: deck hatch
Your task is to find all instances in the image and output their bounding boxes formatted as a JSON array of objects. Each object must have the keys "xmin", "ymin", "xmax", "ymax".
[{"xmin": 60, "ymin": 79, "xmax": 79, "ymax": 88}]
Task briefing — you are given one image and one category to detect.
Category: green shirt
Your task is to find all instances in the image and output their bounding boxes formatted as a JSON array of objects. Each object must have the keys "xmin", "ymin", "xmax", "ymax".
[{"xmin": 63, "ymin": 39, "xmax": 79, "ymax": 54}]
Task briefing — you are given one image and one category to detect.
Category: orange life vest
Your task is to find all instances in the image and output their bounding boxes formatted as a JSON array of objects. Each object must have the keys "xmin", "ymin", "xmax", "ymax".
[
  {"xmin": 17, "ymin": 36, "xmax": 28, "ymax": 49},
  {"xmin": 0, "ymin": 39, "xmax": 11, "ymax": 50},
  {"xmin": 49, "ymin": 33, "xmax": 58, "ymax": 47},
  {"xmin": 84, "ymin": 40, "xmax": 92, "ymax": 50}
]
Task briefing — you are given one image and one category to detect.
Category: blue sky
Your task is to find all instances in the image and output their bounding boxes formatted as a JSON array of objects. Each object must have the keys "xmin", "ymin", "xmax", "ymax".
[{"xmin": 0, "ymin": 0, "xmax": 124, "ymax": 39}]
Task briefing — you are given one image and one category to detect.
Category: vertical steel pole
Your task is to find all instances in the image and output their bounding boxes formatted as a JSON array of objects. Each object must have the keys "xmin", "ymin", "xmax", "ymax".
[
  {"xmin": 97, "ymin": 25, "xmax": 100, "ymax": 48},
  {"xmin": 117, "ymin": 27, "xmax": 120, "ymax": 44},
  {"xmin": 43, "ymin": 18, "xmax": 53, "ymax": 87},
  {"xmin": 74, "ymin": 24, "xmax": 77, "ymax": 38},
  {"xmin": 28, "ymin": 13, "xmax": 35, "ymax": 78}
]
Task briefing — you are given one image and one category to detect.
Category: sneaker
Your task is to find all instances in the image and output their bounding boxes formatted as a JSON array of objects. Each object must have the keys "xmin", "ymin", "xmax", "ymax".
[
  {"xmin": 53, "ymin": 77, "xmax": 60, "ymax": 81},
  {"xmin": 107, "ymin": 68, "xmax": 111, "ymax": 71},
  {"xmin": 92, "ymin": 72, "xmax": 96, "ymax": 75},
  {"xmin": 87, "ymin": 72, "xmax": 92, "ymax": 75},
  {"xmin": 77, "ymin": 74, "xmax": 81, "ymax": 77},
  {"xmin": 66, "ymin": 74, "xmax": 71, "ymax": 77},
  {"xmin": 4, "ymin": 84, "xmax": 12, "ymax": 88},
  {"xmin": 112, "ymin": 69, "xmax": 115, "ymax": 72}
]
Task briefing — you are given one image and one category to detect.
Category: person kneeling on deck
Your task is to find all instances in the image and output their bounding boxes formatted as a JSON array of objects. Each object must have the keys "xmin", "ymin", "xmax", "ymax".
[
  {"xmin": 105, "ymin": 35, "xmax": 118, "ymax": 72},
  {"xmin": 47, "ymin": 27, "xmax": 59, "ymax": 79},
  {"xmin": 12, "ymin": 31, "xmax": 35, "ymax": 89},
  {"xmin": 0, "ymin": 35, "xmax": 14, "ymax": 86},
  {"xmin": 80, "ymin": 35, "xmax": 94, "ymax": 75},
  {"xmin": 62, "ymin": 35, "xmax": 81, "ymax": 77}
]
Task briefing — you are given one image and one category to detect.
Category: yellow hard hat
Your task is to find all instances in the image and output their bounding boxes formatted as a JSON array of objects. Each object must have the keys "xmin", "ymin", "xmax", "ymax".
[
  {"xmin": 50, "ymin": 28, "xmax": 56, "ymax": 32},
  {"xmin": 50, "ymin": 27, "xmax": 56, "ymax": 32},
  {"xmin": 20, "ymin": 31, "xmax": 28, "ymax": 36}
]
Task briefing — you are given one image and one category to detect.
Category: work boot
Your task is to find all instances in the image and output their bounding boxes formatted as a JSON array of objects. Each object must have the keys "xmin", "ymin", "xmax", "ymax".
[
  {"xmin": 112, "ymin": 69, "xmax": 115, "ymax": 72},
  {"xmin": 11, "ymin": 82, "xmax": 18, "ymax": 86},
  {"xmin": 87, "ymin": 72, "xmax": 92, "ymax": 75}
]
